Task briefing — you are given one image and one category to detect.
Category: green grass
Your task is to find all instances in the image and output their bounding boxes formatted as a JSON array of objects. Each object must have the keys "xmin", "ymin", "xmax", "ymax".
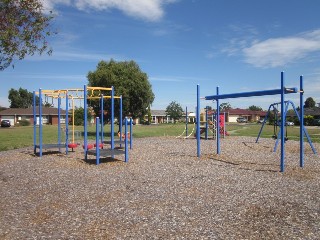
[{"xmin": 0, "ymin": 123, "xmax": 319, "ymax": 151}]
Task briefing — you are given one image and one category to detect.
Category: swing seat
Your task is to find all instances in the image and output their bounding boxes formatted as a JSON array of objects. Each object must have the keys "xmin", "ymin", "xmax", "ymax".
[
  {"xmin": 82, "ymin": 144, "xmax": 94, "ymax": 150},
  {"xmin": 94, "ymin": 143, "xmax": 104, "ymax": 149},
  {"xmin": 68, "ymin": 143, "xmax": 78, "ymax": 149}
]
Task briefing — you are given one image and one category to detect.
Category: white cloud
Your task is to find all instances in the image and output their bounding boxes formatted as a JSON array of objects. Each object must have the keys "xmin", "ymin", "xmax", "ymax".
[
  {"xmin": 42, "ymin": 0, "xmax": 177, "ymax": 22},
  {"xmin": 243, "ymin": 29, "xmax": 320, "ymax": 68},
  {"xmin": 25, "ymin": 50, "xmax": 124, "ymax": 62},
  {"xmin": 42, "ymin": 0, "xmax": 71, "ymax": 11}
]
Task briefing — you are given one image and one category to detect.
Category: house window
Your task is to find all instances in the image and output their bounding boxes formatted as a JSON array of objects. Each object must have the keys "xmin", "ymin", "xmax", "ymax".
[{"xmin": 60, "ymin": 116, "xmax": 65, "ymax": 124}]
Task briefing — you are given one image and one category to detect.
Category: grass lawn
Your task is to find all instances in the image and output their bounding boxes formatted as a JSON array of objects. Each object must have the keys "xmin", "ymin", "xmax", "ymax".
[{"xmin": 0, "ymin": 123, "xmax": 319, "ymax": 151}]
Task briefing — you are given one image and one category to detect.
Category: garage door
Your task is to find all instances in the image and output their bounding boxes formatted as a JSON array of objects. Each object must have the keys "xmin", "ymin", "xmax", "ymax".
[{"xmin": 1, "ymin": 116, "xmax": 15, "ymax": 126}]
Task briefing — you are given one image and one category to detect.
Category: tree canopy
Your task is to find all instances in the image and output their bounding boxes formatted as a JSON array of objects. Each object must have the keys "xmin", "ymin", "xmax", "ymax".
[
  {"xmin": 219, "ymin": 102, "xmax": 231, "ymax": 111},
  {"xmin": 8, "ymin": 87, "xmax": 38, "ymax": 108},
  {"xmin": 248, "ymin": 105, "xmax": 263, "ymax": 111},
  {"xmin": 304, "ymin": 97, "xmax": 316, "ymax": 108},
  {"xmin": 87, "ymin": 60, "xmax": 155, "ymax": 119},
  {"xmin": 73, "ymin": 107, "xmax": 92, "ymax": 126},
  {"xmin": 165, "ymin": 101, "xmax": 183, "ymax": 123},
  {"xmin": 0, "ymin": 0, "xmax": 56, "ymax": 70}
]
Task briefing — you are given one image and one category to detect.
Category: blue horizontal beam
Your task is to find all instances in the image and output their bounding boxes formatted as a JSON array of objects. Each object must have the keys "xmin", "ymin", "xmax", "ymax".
[{"xmin": 205, "ymin": 87, "xmax": 298, "ymax": 101}]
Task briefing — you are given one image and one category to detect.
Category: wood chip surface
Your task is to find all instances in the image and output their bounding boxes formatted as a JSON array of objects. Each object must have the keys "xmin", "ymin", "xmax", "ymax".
[{"xmin": 0, "ymin": 136, "xmax": 319, "ymax": 239}]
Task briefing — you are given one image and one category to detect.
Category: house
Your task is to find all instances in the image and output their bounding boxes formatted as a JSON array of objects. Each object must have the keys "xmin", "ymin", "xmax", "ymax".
[
  {"xmin": 144, "ymin": 110, "xmax": 196, "ymax": 124},
  {"xmin": 0, "ymin": 108, "xmax": 68, "ymax": 126},
  {"xmin": 207, "ymin": 108, "xmax": 267, "ymax": 123},
  {"xmin": 147, "ymin": 110, "xmax": 172, "ymax": 124},
  {"xmin": 303, "ymin": 107, "xmax": 320, "ymax": 118},
  {"xmin": 145, "ymin": 108, "xmax": 267, "ymax": 124}
]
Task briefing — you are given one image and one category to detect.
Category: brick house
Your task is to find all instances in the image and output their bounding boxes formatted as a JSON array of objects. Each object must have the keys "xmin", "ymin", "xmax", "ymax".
[
  {"xmin": 0, "ymin": 108, "xmax": 68, "ymax": 126},
  {"xmin": 207, "ymin": 108, "xmax": 267, "ymax": 123}
]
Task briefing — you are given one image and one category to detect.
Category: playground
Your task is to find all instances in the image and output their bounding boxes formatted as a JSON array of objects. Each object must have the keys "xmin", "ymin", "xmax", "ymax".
[
  {"xmin": 1, "ymin": 72, "xmax": 320, "ymax": 238},
  {"xmin": 1, "ymin": 136, "xmax": 320, "ymax": 239}
]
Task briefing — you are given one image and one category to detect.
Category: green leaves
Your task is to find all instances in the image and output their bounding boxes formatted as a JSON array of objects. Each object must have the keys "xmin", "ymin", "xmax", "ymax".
[
  {"xmin": 165, "ymin": 101, "xmax": 183, "ymax": 123},
  {"xmin": 8, "ymin": 87, "xmax": 35, "ymax": 108},
  {"xmin": 87, "ymin": 59, "xmax": 155, "ymax": 119},
  {"xmin": 0, "ymin": 0, "xmax": 56, "ymax": 70}
]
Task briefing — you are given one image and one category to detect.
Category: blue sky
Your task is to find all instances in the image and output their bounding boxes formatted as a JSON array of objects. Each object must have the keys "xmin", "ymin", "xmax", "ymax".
[{"xmin": 1, "ymin": 0, "xmax": 320, "ymax": 111}]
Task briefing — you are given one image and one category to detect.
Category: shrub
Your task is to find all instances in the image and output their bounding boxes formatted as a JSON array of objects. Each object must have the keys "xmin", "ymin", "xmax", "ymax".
[{"xmin": 17, "ymin": 119, "xmax": 30, "ymax": 126}]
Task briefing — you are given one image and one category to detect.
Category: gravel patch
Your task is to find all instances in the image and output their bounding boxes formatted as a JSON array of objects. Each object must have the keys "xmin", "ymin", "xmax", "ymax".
[{"xmin": 0, "ymin": 136, "xmax": 320, "ymax": 239}]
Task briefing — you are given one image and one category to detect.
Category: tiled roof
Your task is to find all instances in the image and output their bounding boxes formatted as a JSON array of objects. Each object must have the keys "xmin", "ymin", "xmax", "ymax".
[
  {"xmin": 208, "ymin": 108, "xmax": 267, "ymax": 116},
  {"xmin": 151, "ymin": 110, "xmax": 167, "ymax": 116},
  {"xmin": 0, "ymin": 107, "xmax": 67, "ymax": 116},
  {"xmin": 304, "ymin": 107, "xmax": 320, "ymax": 116},
  {"xmin": 287, "ymin": 107, "xmax": 320, "ymax": 116},
  {"xmin": 150, "ymin": 110, "xmax": 189, "ymax": 116}
]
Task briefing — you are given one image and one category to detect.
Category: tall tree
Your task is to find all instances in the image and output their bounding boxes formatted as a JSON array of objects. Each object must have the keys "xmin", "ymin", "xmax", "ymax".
[
  {"xmin": 165, "ymin": 101, "xmax": 183, "ymax": 123},
  {"xmin": 0, "ymin": 0, "xmax": 56, "ymax": 70},
  {"xmin": 219, "ymin": 102, "xmax": 231, "ymax": 111},
  {"xmin": 304, "ymin": 97, "xmax": 316, "ymax": 108},
  {"xmin": 87, "ymin": 60, "xmax": 155, "ymax": 119},
  {"xmin": 8, "ymin": 87, "xmax": 37, "ymax": 108},
  {"xmin": 248, "ymin": 105, "xmax": 263, "ymax": 111},
  {"xmin": 147, "ymin": 104, "xmax": 152, "ymax": 124},
  {"xmin": 73, "ymin": 107, "xmax": 92, "ymax": 126}
]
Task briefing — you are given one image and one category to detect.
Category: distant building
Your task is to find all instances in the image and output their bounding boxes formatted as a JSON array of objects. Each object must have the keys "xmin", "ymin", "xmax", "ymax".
[
  {"xmin": 145, "ymin": 108, "xmax": 267, "ymax": 124},
  {"xmin": 0, "ymin": 108, "xmax": 68, "ymax": 126},
  {"xmin": 205, "ymin": 108, "xmax": 267, "ymax": 123}
]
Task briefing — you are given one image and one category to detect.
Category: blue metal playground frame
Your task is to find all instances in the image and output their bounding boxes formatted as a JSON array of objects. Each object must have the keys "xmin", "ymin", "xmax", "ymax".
[
  {"xmin": 83, "ymin": 85, "xmax": 133, "ymax": 164},
  {"xmin": 196, "ymin": 72, "xmax": 315, "ymax": 172},
  {"xmin": 33, "ymin": 85, "xmax": 133, "ymax": 164}
]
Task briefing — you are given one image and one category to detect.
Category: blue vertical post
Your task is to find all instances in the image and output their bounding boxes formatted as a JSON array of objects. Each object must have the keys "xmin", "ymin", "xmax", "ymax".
[
  {"xmin": 84, "ymin": 85, "xmax": 88, "ymax": 157},
  {"xmin": 196, "ymin": 85, "xmax": 200, "ymax": 157},
  {"xmin": 300, "ymin": 75, "xmax": 304, "ymax": 168},
  {"xmin": 280, "ymin": 72, "xmax": 285, "ymax": 172},
  {"xmin": 130, "ymin": 117, "xmax": 133, "ymax": 149},
  {"xmin": 216, "ymin": 86, "xmax": 220, "ymax": 154},
  {"xmin": 65, "ymin": 95, "xmax": 69, "ymax": 154},
  {"xmin": 205, "ymin": 106, "xmax": 208, "ymax": 140},
  {"xmin": 120, "ymin": 95, "xmax": 123, "ymax": 138},
  {"xmin": 33, "ymin": 91, "xmax": 36, "ymax": 153},
  {"xmin": 95, "ymin": 117, "xmax": 100, "ymax": 165},
  {"xmin": 58, "ymin": 97, "xmax": 61, "ymax": 152},
  {"xmin": 223, "ymin": 112, "xmax": 226, "ymax": 138},
  {"xmin": 100, "ymin": 94, "xmax": 104, "ymax": 144},
  {"xmin": 39, "ymin": 88, "xmax": 43, "ymax": 157},
  {"xmin": 125, "ymin": 117, "xmax": 129, "ymax": 162},
  {"xmin": 111, "ymin": 86, "xmax": 115, "ymax": 151},
  {"xmin": 185, "ymin": 106, "xmax": 188, "ymax": 137}
]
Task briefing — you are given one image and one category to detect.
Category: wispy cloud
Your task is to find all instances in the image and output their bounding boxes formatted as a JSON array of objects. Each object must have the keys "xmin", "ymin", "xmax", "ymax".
[
  {"xmin": 26, "ymin": 50, "xmax": 124, "ymax": 62},
  {"xmin": 243, "ymin": 29, "xmax": 320, "ymax": 68},
  {"xmin": 42, "ymin": 0, "xmax": 178, "ymax": 22}
]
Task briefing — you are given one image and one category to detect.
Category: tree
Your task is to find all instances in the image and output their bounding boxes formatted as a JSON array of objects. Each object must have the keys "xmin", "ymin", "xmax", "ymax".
[
  {"xmin": 248, "ymin": 105, "xmax": 263, "ymax": 111},
  {"xmin": 73, "ymin": 107, "xmax": 92, "ymax": 126},
  {"xmin": 87, "ymin": 60, "xmax": 155, "ymax": 119},
  {"xmin": 165, "ymin": 101, "xmax": 183, "ymax": 123},
  {"xmin": 304, "ymin": 97, "xmax": 316, "ymax": 108},
  {"xmin": 147, "ymin": 104, "xmax": 152, "ymax": 124},
  {"xmin": 219, "ymin": 102, "xmax": 231, "ymax": 111},
  {"xmin": 0, "ymin": 0, "xmax": 56, "ymax": 70},
  {"xmin": 8, "ymin": 87, "xmax": 38, "ymax": 108}
]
